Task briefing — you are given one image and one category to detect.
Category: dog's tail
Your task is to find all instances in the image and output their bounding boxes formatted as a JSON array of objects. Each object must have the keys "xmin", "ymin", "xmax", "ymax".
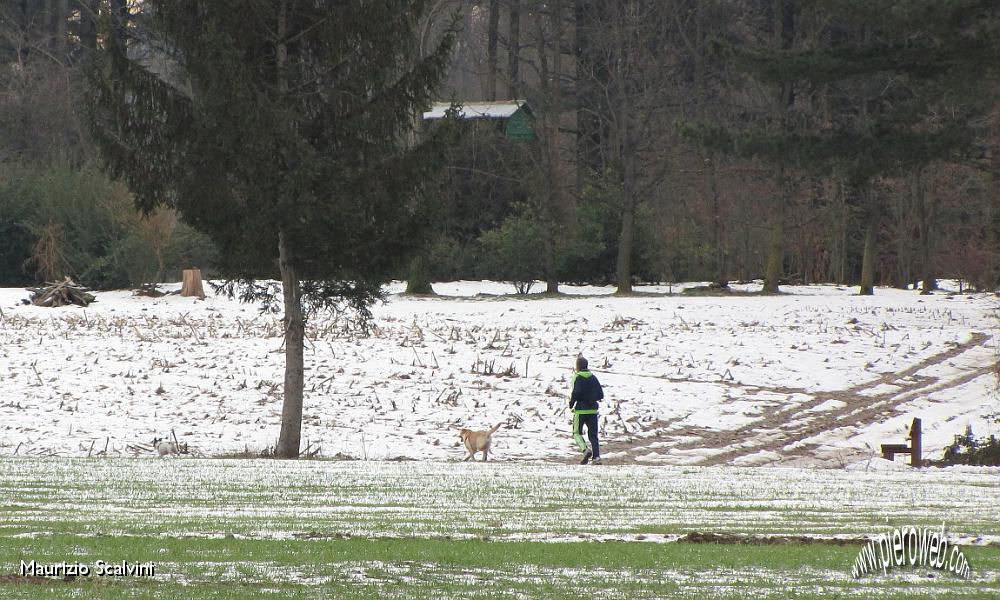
[{"xmin": 489, "ymin": 422, "xmax": 503, "ymax": 434}]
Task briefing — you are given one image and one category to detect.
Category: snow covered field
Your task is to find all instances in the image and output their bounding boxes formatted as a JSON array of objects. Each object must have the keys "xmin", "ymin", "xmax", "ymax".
[
  {"xmin": 0, "ymin": 281, "xmax": 996, "ymax": 466},
  {"xmin": 4, "ymin": 459, "xmax": 998, "ymax": 541},
  {"xmin": 1, "ymin": 459, "xmax": 998, "ymax": 597}
]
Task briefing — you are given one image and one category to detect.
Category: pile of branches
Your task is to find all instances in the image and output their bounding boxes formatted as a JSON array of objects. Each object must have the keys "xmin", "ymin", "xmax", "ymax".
[{"xmin": 27, "ymin": 277, "xmax": 96, "ymax": 307}]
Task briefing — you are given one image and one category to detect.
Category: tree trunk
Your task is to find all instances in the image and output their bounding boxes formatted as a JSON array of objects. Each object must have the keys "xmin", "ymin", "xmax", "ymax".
[
  {"xmin": 837, "ymin": 182, "xmax": 848, "ymax": 285},
  {"xmin": 180, "ymin": 269, "xmax": 204, "ymax": 298},
  {"xmin": 613, "ymin": 9, "xmax": 636, "ymax": 296},
  {"xmin": 276, "ymin": 229, "xmax": 305, "ymax": 459},
  {"xmin": 109, "ymin": 0, "xmax": 128, "ymax": 47},
  {"xmin": 763, "ymin": 173, "xmax": 786, "ymax": 293},
  {"xmin": 990, "ymin": 171, "xmax": 1000, "ymax": 290},
  {"xmin": 763, "ymin": 0, "xmax": 793, "ymax": 293},
  {"xmin": 615, "ymin": 128, "xmax": 635, "ymax": 294},
  {"xmin": 859, "ymin": 205, "xmax": 879, "ymax": 296},
  {"xmin": 274, "ymin": 2, "xmax": 303, "ymax": 460},
  {"xmin": 695, "ymin": 5, "xmax": 726, "ymax": 288},
  {"xmin": 545, "ymin": 0, "xmax": 567, "ymax": 295},
  {"xmin": 709, "ymin": 156, "xmax": 727, "ymax": 287},
  {"xmin": 487, "ymin": 0, "xmax": 499, "ymax": 101},
  {"xmin": 915, "ymin": 173, "xmax": 937, "ymax": 294},
  {"xmin": 405, "ymin": 254, "xmax": 434, "ymax": 294},
  {"xmin": 890, "ymin": 183, "xmax": 911, "ymax": 289},
  {"xmin": 543, "ymin": 231, "xmax": 559, "ymax": 294},
  {"xmin": 615, "ymin": 191, "xmax": 635, "ymax": 294},
  {"xmin": 53, "ymin": 0, "xmax": 68, "ymax": 61},
  {"xmin": 508, "ymin": 0, "xmax": 520, "ymax": 98},
  {"xmin": 533, "ymin": 4, "xmax": 563, "ymax": 295},
  {"xmin": 78, "ymin": 0, "xmax": 98, "ymax": 51},
  {"xmin": 990, "ymin": 98, "xmax": 1000, "ymax": 290}
]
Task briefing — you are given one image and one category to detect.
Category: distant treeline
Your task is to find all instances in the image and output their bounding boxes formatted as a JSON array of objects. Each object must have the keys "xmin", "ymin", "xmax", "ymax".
[{"xmin": 1, "ymin": 1, "xmax": 998, "ymax": 293}]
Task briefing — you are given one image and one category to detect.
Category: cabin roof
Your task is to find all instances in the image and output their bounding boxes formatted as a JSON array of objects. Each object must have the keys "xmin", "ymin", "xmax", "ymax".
[{"xmin": 422, "ymin": 100, "xmax": 528, "ymax": 120}]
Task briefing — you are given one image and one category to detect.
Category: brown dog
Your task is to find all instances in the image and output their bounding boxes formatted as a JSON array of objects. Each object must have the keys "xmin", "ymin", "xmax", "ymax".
[{"xmin": 459, "ymin": 423, "xmax": 502, "ymax": 462}]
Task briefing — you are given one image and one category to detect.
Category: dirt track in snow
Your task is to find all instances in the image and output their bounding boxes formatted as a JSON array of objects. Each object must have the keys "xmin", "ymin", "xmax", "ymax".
[{"xmin": 607, "ymin": 332, "xmax": 995, "ymax": 466}]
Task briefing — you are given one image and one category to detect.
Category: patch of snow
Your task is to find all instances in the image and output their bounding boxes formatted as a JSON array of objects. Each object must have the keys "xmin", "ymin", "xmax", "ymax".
[
  {"xmin": 0, "ymin": 281, "xmax": 994, "ymax": 468},
  {"xmin": 845, "ymin": 457, "xmax": 912, "ymax": 472},
  {"xmin": 807, "ymin": 399, "xmax": 847, "ymax": 413}
]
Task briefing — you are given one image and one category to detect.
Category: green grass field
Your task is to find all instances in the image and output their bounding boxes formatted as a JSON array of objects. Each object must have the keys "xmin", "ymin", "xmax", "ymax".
[{"xmin": 1, "ymin": 458, "xmax": 998, "ymax": 598}]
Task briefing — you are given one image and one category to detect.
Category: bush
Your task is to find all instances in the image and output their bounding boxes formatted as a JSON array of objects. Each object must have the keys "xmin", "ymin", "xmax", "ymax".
[
  {"xmin": 427, "ymin": 236, "xmax": 479, "ymax": 282},
  {"xmin": 0, "ymin": 163, "xmax": 217, "ymax": 289},
  {"xmin": 938, "ymin": 424, "xmax": 1000, "ymax": 466},
  {"xmin": 478, "ymin": 211, "xmax": 545, "ymax": 293}
]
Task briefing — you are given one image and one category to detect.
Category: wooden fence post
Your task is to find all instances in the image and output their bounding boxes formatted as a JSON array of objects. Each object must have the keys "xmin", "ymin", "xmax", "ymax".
[{"xmin": 909, "ymin": 417, "xmax": 922, "ymax": 467}]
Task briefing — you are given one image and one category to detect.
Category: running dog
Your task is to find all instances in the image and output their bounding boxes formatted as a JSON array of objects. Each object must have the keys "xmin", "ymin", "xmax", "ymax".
[{"xmin": 459, "ymin": 423, "xmax": 502, "ymax": 462}]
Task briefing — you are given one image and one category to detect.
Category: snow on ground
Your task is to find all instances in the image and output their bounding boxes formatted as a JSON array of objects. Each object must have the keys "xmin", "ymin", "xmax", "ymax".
[
  {"xmin": 0, "ymin": 280, "xmax": 996, "ymax": 466},
  {"xmin": 3, "ymin": 459, "xmax": 998, "ymax": 540}
]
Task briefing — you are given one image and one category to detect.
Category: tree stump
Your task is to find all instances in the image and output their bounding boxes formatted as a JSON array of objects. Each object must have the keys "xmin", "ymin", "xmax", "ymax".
[{"xmin": 180, "ymin": 269, "xmax": 205, "ymax": 299}]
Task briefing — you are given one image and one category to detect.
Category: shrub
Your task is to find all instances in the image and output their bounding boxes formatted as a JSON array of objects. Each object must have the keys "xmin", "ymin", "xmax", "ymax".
[
  {"xmin": 478, "ymin": 212, "xmax": 545, "ymax": 294},
  {"xmin": 938, "ymin": 424, "xmax": 1000, "ymax": 466},
  {"xmin": 0, "ymin": 163, "xmax": 217, "ymax": 289}
]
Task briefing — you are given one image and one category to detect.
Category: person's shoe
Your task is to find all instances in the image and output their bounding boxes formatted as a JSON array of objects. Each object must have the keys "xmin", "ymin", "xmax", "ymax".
[
  {"xmin": 580, "ymin": 449, "xmax": 593, "ymax": 465},
  {"xmin": 590, "ymin": 457, "xmax": 602, "ymax": 465}
]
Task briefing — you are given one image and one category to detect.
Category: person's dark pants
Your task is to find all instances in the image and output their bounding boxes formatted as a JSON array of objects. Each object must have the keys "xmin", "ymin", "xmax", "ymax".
[{"xmin": 573, "ymin": 412, "xmax": 600, "ymax": 458}]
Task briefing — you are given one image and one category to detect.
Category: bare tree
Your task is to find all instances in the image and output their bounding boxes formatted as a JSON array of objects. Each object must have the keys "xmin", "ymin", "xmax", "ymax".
[
  {"xmin": 515, "ymin": 0, "xmax": 577, "ymax": 293},
  {"xmin": 578, "ymin": 1, "xmax": 680, "ymax": 294},
  {"xmin": 507, "ymin": 0, "xmax": 520, "ymax": 97},
  {"xmin": 487, "ymin": 0, "xmax": 500, "ymax": 100}
]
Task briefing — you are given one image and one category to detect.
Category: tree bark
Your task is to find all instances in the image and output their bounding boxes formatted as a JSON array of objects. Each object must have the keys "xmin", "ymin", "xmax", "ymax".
[
  {"xmin": 616, "ymin": 126, "xmax": 637, "ymax": 294},
  {"xmin": 891, "ymin": 186, "xmax": 911, "ymax": 289},
  {"xmin": 991, "ymin": 166, "xmax": 1000, "ymax": 291},
  {"xmin": 915, "ymin": 172, "xmax": 936, "ymax": 294},
  {"xmin": 837, "ymin": 179, "xmax": 848, "ymax": 285},
  {"xmin": 487, "ymin": 0, "xmax": 499, "ymax": 101},
  {"xmin": 613, "ymin": 5, "xmax": 636, "ymax": 295},
  {"xmin": 709, "ymin": 156, "xmax": 727, "ymax": 287},
  {"xmin": 109, "ymin": 0, "xmax": 128, "ymax": 47},
  {"xmin": 274, "ymin": 2, "xmax": 303, "ymax": 460},
  {"xmin": 763, "ymin": 0, "xmax": 794, "ymax": 294},
  {"xmin": 763, "ymin": 200, "xmax": 784, "ymax": 292},
  {"xmin": 615, "ymin": 187, "xmax": 636, "ymax": 294},
  {"xmin": 78, "ymin": 0, "xmax": 98, "ymax": 51},
  {"xmin": 405, "ymin": 254, "xmax": 434, "ymax": 294},
  {"xmin": 53, "ymin": 0, "xmax": 68, "ymax": 61},
  {"xmin": 533, "ymin": 4, "xmax": 564, "ymax": 295},
  {"xmin": 763, "ymin": 171, "xmax": 786, "ymax": 293},
  {"xmin": 180, "ymin": 269, "xmax": 205, "ymax": 298},
  {"xmin": 543, "ymin": 233, "xmax": 559, "ymax": 294},
  {"xmin": 276, "ymin": 229, "xmax": 305, "ymax": 459},
  {"xmin": 508, "ymin": 0, "xmax": 520, "ymax": 98},
  {"xmin": 545, "ymin": 0, "xmax": 567, "ymax": 295},
  {"xmin": 695, "ymin": 4, "xmax": 726, "ymax": 287},
  {"xmin": 990, "ymin": 97, "xmax": 1000, "ymax": 290},
  {"xmin": 859, "ymin": 203, "xmax": 879, "ymax": 296}
]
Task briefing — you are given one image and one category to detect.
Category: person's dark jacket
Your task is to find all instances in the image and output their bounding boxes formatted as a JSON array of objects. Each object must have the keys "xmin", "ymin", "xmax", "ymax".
[{"xmin": 569, "ymin": 370, "xmax": 604, "ymax": 412}]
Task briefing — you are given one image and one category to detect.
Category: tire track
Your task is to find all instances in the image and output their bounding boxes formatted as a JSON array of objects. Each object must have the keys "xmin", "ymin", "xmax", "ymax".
[{"xmin": 609, "ymin": 333, "xmax": 993, "ymax": 466}]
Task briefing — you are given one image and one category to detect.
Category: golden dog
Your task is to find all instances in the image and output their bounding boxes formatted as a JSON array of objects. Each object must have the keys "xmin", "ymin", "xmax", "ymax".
[{"xmin": 459, "ymin": 423, "xmax": 502, "ymax": 461}]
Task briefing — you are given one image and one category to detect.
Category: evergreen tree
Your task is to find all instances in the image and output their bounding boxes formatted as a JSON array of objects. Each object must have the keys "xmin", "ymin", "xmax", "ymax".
[
  {"xmin": 767, "ymin": 0, "xmax": 997, "ymax": 295},
  {"xmin": 702, "ymin": 0, "xmax": 1000, "ymax": 294},
  {"xmin": 88, "ymin": 0, "xmax": 456, "ymax": 458}
]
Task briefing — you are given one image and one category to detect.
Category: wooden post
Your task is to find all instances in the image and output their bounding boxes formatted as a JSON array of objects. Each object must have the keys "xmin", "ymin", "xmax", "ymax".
[
  {"xmin": 909, "ymin": 417, "xmax": 922, "ymax": 467},
  {"xmin": 180, "ymin": 269, "xmax": 205, "ymax": 299}
]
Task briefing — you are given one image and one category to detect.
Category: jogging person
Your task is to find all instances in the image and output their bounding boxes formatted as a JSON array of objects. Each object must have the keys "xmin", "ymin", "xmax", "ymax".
[{"xmin": 570, "ymin": 356, "xmax": 604, "ymax": 465}]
